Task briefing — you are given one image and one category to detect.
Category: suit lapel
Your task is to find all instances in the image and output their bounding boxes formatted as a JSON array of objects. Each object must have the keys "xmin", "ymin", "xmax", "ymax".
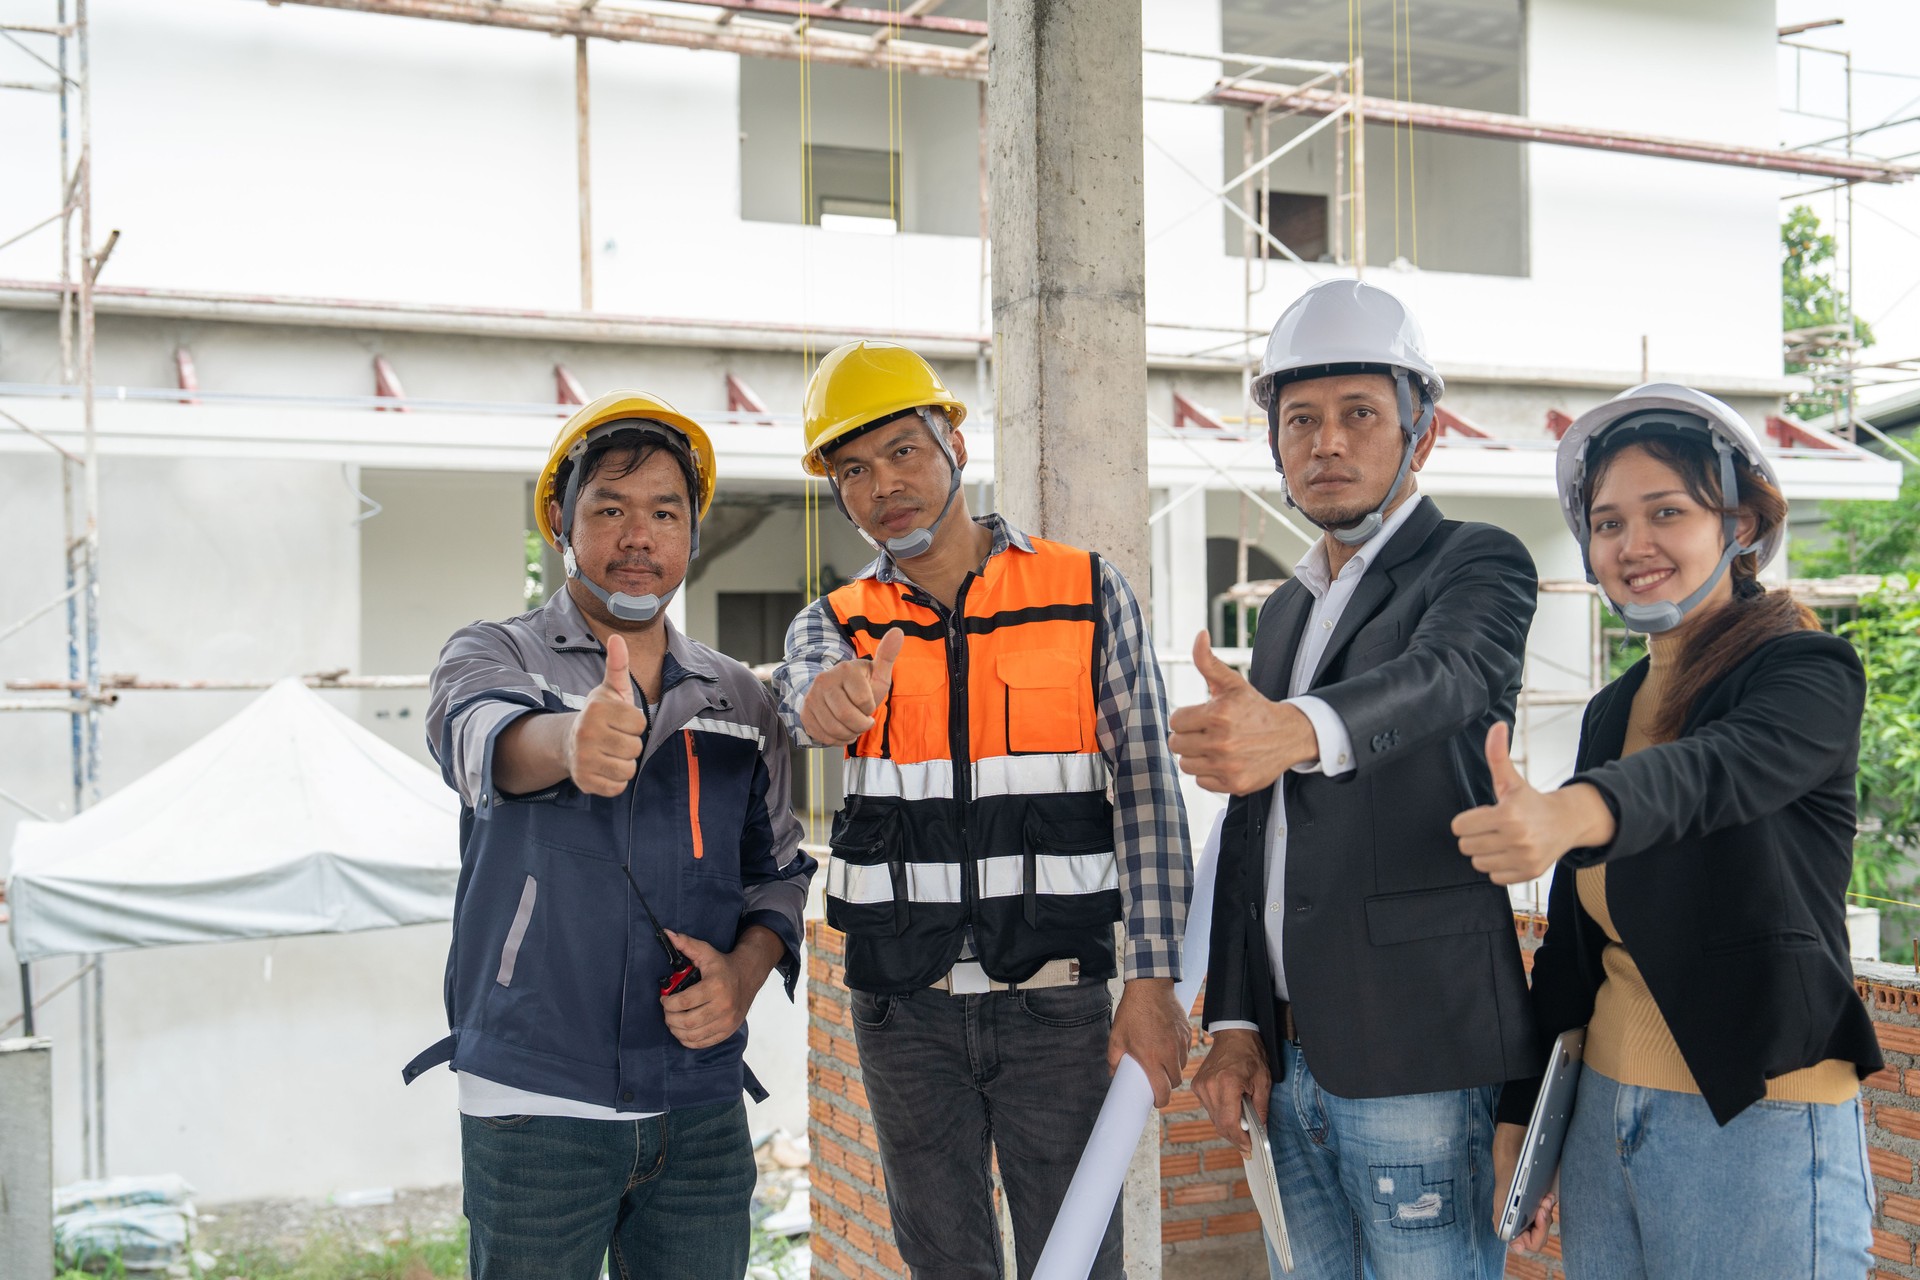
[
  {"xmin": 1308, "ymin": 497, "xmax": 1445, "ymax": 689},
  {"xmin": 1250, "ymin": 583, "xmax": 1313, "ymax": 702}
]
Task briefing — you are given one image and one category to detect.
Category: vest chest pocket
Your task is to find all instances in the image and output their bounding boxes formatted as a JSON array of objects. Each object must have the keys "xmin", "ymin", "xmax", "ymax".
[
  {"xmin": 878, "ymin": 658, "xmax": 945, "ymax": 761},
  {"xmin": 824, "ymin": 801, "xmax": 909, "ymax": 937},
  {"xmin": 1017, "ymin": 816, "xmax": 1122, "ymax": 930},
  {"xmin": 998, "ymin": 651, "xmax": 1089, "ymax": 755}
]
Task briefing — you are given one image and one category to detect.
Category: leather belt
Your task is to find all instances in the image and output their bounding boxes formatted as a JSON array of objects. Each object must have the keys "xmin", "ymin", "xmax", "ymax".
[
  {"xmin": 931, "ymin": 958, "xmax": 1082, "ymax": 995},
  {"xmin": 1279, "ymin": 1001, "xmax": 1301, "ymax": 1045}
]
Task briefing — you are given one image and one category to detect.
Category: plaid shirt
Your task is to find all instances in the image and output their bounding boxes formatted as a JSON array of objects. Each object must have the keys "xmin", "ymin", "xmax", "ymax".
[{"xmin": 772, "ymin": 514, "xmax": 1191, "ymax": 981}]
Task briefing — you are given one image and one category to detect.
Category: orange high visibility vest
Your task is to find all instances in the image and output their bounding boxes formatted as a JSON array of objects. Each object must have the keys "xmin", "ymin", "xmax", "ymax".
[{"xmin": 823, "ymin": 536, "xmax": 1121, "ymax": 994}]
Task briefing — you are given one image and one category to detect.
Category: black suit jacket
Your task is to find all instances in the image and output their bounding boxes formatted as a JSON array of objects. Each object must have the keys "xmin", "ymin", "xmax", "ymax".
[
  {"xmin": 1500, "ymin": 629, "xmax": 1881, "ymax": 1127},
  {"xmin": 1201, "ymin": 497, "xmax": 1543, "ymax": 1099}
]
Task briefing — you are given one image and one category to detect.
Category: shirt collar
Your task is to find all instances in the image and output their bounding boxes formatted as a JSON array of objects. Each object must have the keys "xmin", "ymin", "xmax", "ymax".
[
  {"xmin": 538, "ymin": 586, "xmax": 718, "ymax": 682},
  {"xmin": 1290, "ymin": 493, "xmax": 1425, "ymax": 599},
  {"xmin": 858, "ymin": 513, "xmax": 1034, "ymax": 585}
]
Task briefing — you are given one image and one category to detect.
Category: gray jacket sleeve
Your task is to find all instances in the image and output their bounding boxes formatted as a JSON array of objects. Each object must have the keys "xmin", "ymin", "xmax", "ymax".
[{"xmin": 426, "ymin": 622, "xmax": 569, "ymax": 813}]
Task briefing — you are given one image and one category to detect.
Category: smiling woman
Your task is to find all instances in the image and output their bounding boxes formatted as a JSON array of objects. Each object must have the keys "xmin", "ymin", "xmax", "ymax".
[{"xmin": 1482, "ymin": 382, "xmax": 1881, "ymax": 1279}]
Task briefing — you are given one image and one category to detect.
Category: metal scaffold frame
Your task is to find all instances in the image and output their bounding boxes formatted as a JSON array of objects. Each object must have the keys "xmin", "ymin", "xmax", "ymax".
[{"xmin": 0, "ymin": 0, "xmax": 110, "ymax": 1182}]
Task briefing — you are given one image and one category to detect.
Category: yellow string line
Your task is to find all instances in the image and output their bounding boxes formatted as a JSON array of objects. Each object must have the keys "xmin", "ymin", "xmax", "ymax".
[
  {"xmin": 1346, "ymin": 0, "xmax": 1356, "ymax": 263},
  {"xmin": 1850, "ymin": 892, "xmax": 1920, "ymax": 913},
  {"xmin": 799, "ymin": 4, "xmax": 824, "ymax": 846},
  {"xmin": 1390, "ymin": 0, "xmax": 1399, "ymax": 263},
  {"xmin": 1405, "ymin": 0, "xmax": 1417, "ymax": 266}
]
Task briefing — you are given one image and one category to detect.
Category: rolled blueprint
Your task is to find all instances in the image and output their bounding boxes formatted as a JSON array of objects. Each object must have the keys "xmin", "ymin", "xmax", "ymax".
[{"xmin": 1030, "ymin": 810, "xmax": 1224, "ymax": 1280}]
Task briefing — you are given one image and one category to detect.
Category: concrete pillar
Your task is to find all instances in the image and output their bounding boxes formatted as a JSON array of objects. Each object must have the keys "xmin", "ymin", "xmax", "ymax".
[
  {"xmin": 988, "ymin": 3, "xmax": 1159, "ymax": 1274},
  {"xmin": 988, "ymin": 0, "xmax": 1151, "ymax": 595},
  {"xmin": 0, "ymin": 1037, "xmax": 55, "ymax": 1280},
  {"xmin": 1152, "ymin": 486, "xmax": 1212, "ymax": 703}
]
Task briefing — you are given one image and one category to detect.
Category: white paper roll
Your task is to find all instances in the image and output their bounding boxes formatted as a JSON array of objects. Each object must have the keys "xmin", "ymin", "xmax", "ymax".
[{"xmin": 1030, "ymin": 811, "xmax": 1225, "ymax": 1280}]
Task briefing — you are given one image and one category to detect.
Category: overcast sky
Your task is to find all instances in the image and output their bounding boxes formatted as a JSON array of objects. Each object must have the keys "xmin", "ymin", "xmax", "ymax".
[{"xmin": 1776, "ymin": 1, "xmax": 1920, "ymax": 408}]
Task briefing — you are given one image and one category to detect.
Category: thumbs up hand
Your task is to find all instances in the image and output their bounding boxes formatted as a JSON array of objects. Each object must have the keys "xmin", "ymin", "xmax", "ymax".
[
  {"xmin": 1451, "ymin": 722, "xmax": 1613, "ymax": 885},
  {"xmin": 1169, "ymin": 631, "xmax": 1319, "ymax": 795},
  {"xmin": 566, "ymin": 633, "xmax": 653, "ymax": 797},
  {"xmin": 800, "ymin": 627, "xmax": 906, "ymax": 747}
]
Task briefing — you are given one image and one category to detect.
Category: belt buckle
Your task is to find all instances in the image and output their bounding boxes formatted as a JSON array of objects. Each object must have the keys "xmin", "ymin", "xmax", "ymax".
[{"xmin": 947, "ymin": 960, "xmax": 992, "ymax": 995}]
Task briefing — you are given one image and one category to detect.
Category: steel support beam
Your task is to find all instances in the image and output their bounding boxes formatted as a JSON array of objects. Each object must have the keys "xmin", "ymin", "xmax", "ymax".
[
  {"xmin": 1207, "ymin": 80, "xmax": 1916, "ymax": 185},
  {"xmin": 262, "ymin": 0, "xmax": 986, "ymax": 79}
]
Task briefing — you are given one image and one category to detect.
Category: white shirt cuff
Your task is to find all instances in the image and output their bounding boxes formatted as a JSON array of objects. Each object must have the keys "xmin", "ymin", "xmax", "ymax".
[
  {"xmin": 1283, "ymin": 694, "xmax": 1355, "ymax": 777},
  {"xmin": 1205, "ymin": 1020, "xmax": 1262, "ymax": 1036}
]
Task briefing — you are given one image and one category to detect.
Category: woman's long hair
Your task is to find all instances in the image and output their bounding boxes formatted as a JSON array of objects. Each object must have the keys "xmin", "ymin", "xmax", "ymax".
[{"xmin": 1584, "ymin": 433, "xmax": 1817, "ymax": 742}]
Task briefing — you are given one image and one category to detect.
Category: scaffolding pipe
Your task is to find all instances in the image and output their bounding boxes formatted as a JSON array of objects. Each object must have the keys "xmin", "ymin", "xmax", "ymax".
[
  {"xmin": 1208, "ymin": 79, "xmax": 1917, "ymax": 186},
  {"xmin": 575, "ymin": 35, "xmax": 592, "ymax": 311},
  {"xmin": 1350, "ymin": 58, "xmax": 1365, "ymax": 275},
  {"xmin": 16, "ymin": 965, "xmax": 33, "ymax": 1037},
  {"xmin": 264, "ymin": 0, "xmax": 987, "ymax": 79},
  {"xmin": 0, "ymin": 278, "xmax": 993, "ymax": 353},
  {"xmin": 6, "ymin": 675, "xmax": 428, "ymax": 691}
]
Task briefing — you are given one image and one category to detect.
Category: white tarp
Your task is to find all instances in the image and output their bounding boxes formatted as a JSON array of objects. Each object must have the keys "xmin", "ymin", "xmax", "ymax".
[{"xmin": 6, "ymin": 679, "xmax": 460, "ymax": 963}]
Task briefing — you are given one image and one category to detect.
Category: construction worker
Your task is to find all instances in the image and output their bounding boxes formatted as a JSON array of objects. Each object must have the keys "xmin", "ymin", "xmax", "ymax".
[
  {"xmin": 410, "ymin": 391, "xmax": 814, "ymax": 1280},
  {"xmin": 1173, "ymin": 280, "xmax": 1540, "ymax": 1279},
  {"xmin": 772, "ymin": 341, "xmax": 1194, "ymax": 1280}
]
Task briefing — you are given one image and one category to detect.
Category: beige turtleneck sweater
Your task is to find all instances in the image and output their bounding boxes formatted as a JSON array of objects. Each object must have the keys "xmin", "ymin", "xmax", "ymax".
[{"xmin": 1572, "ymin": 635, "xmax": 1858, "ymax": 1102}]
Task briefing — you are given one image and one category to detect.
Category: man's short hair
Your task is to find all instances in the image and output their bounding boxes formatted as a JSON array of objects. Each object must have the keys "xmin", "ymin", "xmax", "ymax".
[{"xmin": 554, "ymin": 425, "xmax": 701, "ymax": 517}]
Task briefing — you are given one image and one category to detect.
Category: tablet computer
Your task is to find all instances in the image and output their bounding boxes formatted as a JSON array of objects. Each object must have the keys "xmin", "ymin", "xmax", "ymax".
[
  {"xmin": 1241, "ymin": 1096, "xmax": 1294, "ymax": 1273},
  {"xmin": 1497, "ymin": 1027, "xmax": 1586, "ymax": 1242}
]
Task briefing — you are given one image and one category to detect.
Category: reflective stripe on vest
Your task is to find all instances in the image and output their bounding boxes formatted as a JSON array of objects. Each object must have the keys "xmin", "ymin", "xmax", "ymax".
[
  {"xmin": 827, "ymin": 850, "xmax": 1119, "ymax": 906},
  {"xmin": 842, "ymin": 752, "xmax": 1111, "ymax": 801}
]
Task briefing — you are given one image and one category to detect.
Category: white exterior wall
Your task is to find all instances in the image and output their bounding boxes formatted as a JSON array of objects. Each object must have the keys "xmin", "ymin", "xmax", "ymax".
[
  {"xmin": 0, "ymin": 0, "xmax": 1792, "ymax": 379},
  {"xmin": 0, "ymin": 0, "xmax": 1894, "ymax": 1204}
]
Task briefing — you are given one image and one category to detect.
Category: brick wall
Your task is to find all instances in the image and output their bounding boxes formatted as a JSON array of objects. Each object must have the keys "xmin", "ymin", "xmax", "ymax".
[
  {"xmin": 806, "ymin": 921, "xmax": 911, "ymax": 1280},
  {"xmin": 806, "ymin": 920, "xmax": 1916, "ymax": 1279},
  {"xmin": 1856, "ymin": 959, "xmax": 1920, "ymax": 1278}
]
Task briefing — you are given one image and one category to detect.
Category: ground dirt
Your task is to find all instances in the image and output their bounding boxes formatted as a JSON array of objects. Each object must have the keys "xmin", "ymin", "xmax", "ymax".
[{"xmin": 194, "ymin": 1185, "xmax": 464, "ymax": 1259}]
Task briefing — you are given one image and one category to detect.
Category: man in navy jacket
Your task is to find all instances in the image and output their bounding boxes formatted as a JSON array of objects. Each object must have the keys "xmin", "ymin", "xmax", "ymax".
[{"xmin": 410, "ymin": 391, "xmax": 814, "ymax": 1280}]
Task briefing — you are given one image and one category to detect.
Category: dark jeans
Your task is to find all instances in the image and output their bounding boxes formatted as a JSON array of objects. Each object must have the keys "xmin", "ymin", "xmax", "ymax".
[
  {"xmin": 460, "ymin": 1098, "xmax": 755, "ymax": 1280},
  {"xmin": 851, "ymin": 981, "xmax": 1123, "ymax": 1280}
]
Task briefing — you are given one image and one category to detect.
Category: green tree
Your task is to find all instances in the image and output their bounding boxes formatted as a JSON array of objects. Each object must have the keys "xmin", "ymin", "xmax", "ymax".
[
  {"xmin": 1836, "ymin": 581, "xmax": 1920, "ymax": 905},
  {"xmin": 1782, "ymin": 205, "xmax": 1875, "ymax": 422},
  {"xmin": 1798, "ymin": 469, "xmax": 1920, "ymax": 579}
]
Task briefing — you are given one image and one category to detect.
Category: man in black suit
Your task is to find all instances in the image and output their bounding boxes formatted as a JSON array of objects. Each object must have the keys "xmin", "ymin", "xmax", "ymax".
[{"xmin": 1171, "ymin": 280, "xmax": 1540, "ymax": 1279}]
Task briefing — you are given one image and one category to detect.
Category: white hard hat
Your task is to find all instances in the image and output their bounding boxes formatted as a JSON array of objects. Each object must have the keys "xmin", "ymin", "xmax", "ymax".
[
  {"xmin": 1556, "ymin": 382, "xmax": 1783, "ymax": 573},
  {"xmin": 1251, "ymin": 279, "xmax": 1443, "ymax": 410}
]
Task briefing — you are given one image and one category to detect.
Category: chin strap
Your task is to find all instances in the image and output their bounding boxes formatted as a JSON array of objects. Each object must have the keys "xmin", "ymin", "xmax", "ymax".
[
  {"xmin": 1593, "ymin": 434, "xmax": 1751, "ymax": 635},
  {"xmin": 828, "ymin": 409, "xmax": 962, "ymax": 562},
  {"xmin": 557, "ymin": 425, "xmax": 701, "ymax": 624},
  {"xmin": 1267, "ymin": 368, "xmax": 1436, "ymax": 547}
]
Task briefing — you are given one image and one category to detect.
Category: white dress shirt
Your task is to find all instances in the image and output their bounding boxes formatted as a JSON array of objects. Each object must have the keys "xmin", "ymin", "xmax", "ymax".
[{"xmin": 1211, "ymin": 496, "xmax": 1424, "ymax": 1028}]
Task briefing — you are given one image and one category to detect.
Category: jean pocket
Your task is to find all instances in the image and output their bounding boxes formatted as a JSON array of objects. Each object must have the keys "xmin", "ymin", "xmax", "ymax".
[
  {"xmin": 1016, "ymin": 982, "xmax": 1111, "ymax": 1029},
  {"xmin": 850, "ymin": 989, "xmax": 897, "ymax": 1031},
  {"xmin": 477, "ymin": 1114, "xmax": 534, "ymax": 1130}
]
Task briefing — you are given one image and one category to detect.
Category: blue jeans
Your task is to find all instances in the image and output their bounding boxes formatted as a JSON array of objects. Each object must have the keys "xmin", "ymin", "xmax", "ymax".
[
  {"xmin": 459, "ymin": 1098, "xmax": 756, "ymax": 1280},
  {"xmin": 1558, "ymin": 1066, "xmax": 1873, "ymax": 1279},
  {"xmin": 851, "ymin": 982, "xmax": 1123, "ymax": 1280},
  {"xmin": 1262, "ymin": 1040, "xmax": 1506, "ymax": 1279}
]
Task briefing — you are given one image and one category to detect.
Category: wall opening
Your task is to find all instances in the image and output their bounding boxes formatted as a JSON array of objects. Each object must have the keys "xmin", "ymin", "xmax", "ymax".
[
  {"xmin": 1221, "ymin": 0, "xmax": 1528, "ymax": 277},
  {"xmin": 739, "ymin": 57, "xmax": 983, "ymax": 238}
]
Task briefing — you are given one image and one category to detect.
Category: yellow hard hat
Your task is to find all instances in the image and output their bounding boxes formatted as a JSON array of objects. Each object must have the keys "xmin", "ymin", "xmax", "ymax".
[
  {"xmin": 801, "ymin": 341, "xmax": 967, "ymax": 477},
  {"xmin": 534, "ymin": 390, "xmax": 717, "ymax": 549}
]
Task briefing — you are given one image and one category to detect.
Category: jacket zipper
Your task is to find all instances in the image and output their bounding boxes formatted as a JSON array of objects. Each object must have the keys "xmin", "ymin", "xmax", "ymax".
[
  {"xmin": 684, "ymin": 730, "xmax": 704, "ymax": 860},
  {"xmin": 947, "ymin": 574, "xmax": 977, "ymax": 926}
]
